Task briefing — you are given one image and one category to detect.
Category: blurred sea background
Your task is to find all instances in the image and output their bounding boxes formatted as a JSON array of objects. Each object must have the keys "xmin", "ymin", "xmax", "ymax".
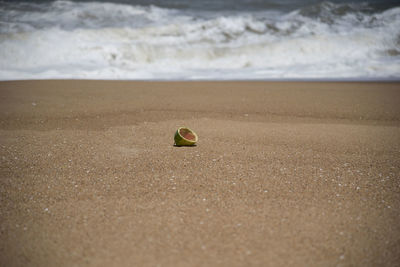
[{"xmin": 0, "ymin": 0, "xmax": 399, "ymax": 80}]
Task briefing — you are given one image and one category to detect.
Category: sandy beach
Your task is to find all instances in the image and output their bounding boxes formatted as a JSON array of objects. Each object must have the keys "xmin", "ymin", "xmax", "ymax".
[{"xmin": 0, "ymin": 80, "xmax": 399, "ymax": 266}]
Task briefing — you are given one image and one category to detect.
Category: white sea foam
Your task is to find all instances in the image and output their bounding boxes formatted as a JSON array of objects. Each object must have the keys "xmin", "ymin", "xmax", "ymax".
[{"xmin": 0, "ymin": 0, "xmax": 399, "ymax": 80}]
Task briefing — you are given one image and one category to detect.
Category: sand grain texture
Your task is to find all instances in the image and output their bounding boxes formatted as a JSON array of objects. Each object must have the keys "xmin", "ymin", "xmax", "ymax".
[{"xmin": 0, "ymin": 81, "xmax": 399, "ymax": 267}]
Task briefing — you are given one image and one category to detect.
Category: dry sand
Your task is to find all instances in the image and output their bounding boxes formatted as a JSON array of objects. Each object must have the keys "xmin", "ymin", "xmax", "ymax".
[{"xmin": 0, "ymin": 80, "xmax": 399, "ymax": 267}]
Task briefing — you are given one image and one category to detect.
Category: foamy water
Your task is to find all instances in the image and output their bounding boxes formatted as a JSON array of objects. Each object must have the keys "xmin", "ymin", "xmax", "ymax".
[{"xmin": 0, "ymin": 0, "xmax": 399, "ymax": 80}]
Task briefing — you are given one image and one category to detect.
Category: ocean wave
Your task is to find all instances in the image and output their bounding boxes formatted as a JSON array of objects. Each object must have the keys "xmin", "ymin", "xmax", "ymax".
[
  {"xmin": 0, "ymin": 0, "xmax": 179, "ymax": 33},
  {"xmin": 0, "ymin": 0, "xmax": 399, "ymax": 80}
]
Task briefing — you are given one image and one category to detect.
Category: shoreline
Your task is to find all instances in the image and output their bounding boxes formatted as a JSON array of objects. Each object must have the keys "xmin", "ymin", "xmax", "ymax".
[{"xmin": 1, "ymin": 78, "xmax": 400, "ymax": 82}]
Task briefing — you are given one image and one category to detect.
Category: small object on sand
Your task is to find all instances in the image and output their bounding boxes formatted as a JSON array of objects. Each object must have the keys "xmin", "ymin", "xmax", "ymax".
[{"xmin": 174, "ymin": 127, "xmax": 198, "ymax": 146}]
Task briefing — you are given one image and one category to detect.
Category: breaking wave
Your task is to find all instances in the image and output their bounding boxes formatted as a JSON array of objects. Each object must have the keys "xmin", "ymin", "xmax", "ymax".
[{"xmin": 0, "ymin": 0, "xmax": 399, "ymax": 80}]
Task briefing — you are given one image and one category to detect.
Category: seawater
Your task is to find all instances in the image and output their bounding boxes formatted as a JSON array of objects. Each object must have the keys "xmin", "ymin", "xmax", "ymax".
[{"xmin": 0, "ymin": 0, "xmax": 399, "ymax": 80}]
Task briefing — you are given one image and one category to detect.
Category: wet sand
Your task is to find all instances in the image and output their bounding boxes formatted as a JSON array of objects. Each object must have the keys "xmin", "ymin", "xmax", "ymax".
[{"xmin": 1, "ymin": 80, "xmax": 399, "ymax": 266}]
